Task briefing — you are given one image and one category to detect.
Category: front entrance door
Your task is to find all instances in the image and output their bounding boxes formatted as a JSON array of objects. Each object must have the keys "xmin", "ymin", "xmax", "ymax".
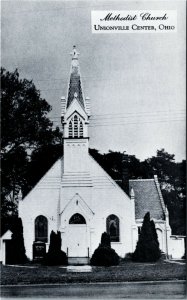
[{"xmin": 67, "ymin": 225, "xmax": 88, "ymax": 257}]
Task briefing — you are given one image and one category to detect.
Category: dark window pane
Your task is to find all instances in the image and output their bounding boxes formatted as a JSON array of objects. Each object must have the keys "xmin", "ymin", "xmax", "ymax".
[
  {"xmin": 35, "ymin": 215, "xmax": 48, "ymax": 243},
  {"xmin": 69, "ymin": 213, "xmax": 86, "ymax": 224},
  {"xmin": 106, "ymin": 214, "xmax": 120, "ymax": 242},
  {"xmin": 69, "ymin": 121, "xmax": 73, "ymax": 137},
  {"xmin": 80, "ymin": 121, "xmax": 83, "ymax": 137}
]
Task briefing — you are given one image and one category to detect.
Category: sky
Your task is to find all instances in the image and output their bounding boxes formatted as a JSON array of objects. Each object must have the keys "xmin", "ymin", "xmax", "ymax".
[{"xmin": 2, "ymin": 0, "xmax": 186, "ymax": 161}]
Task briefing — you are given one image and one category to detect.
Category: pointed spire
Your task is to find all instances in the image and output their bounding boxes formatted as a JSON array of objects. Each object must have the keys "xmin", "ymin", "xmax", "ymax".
[{"xmin": 67, "ymin": 46, "xmax": 84, "ymax": 109}]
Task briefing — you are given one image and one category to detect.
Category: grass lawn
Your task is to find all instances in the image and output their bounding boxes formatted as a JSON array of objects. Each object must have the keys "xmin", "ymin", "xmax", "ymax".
[{"xmin": 1, "ymin": 260, "xmax": 186, "ymax": 285}]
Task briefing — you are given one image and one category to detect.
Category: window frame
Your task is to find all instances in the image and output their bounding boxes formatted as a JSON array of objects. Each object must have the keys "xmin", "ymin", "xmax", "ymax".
[
  {"xmin": 106, "ymin": 214, "xmax": 120, "ymax": 243},
  {"xmin": 35, "ymin": 215, "xmax": 48, "ymax": 243},
  {"xmin": 68, "ymin": 114, "xmax": 84, "ymax": 138}
]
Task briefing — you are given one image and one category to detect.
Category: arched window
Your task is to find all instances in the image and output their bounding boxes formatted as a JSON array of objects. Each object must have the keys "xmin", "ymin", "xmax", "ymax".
[
  {"xmin": 74, "ymin": 115, "xmax": 78, "ymax": 137},
  {"xmin": 35, "ymin": 215, "xmax": 48, "ymax": 243},
  {"xmin": 69, "ymin": 213, "xmax": 86, "ymax": 224},
  {"xmin": 79, "ymin": 121, "xmax": 83, "ymax": 138},
  {"xmin": 106, "ymin": 214, "xmax": 120, "ymax": 242},
  {"xmin": 68, "ymin": 114, "xmax": 84, "ymax": 138},
  {"xmin": 69, "ymin": 121, "xmax": 73, "ymax": 137}
]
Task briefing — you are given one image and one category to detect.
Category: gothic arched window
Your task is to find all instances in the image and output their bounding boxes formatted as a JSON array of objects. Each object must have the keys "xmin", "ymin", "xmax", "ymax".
[
  {"xmin": 68, "ymin": 114, "xmax": 84, "ymax": 138},
  {"xmin": 35, "ymin": 215, "xmax": 48, "ymax": 243},
  {"xmin": 74, "ymin": 115, "xmax": 78, "ymax": 137},
  {"xmin": 106, "ymin": 214, "xmax": 120, "ymax": 242},
  {"xmin": 79, "ymin": 121, "xmax": 83, "ymax": 138},
  {"xmin": 69, "ymin": 121, "xmax": 73, "ymax": 137},
  {"xmin": 69, "ymin": 213, "xmax": 86, "ymax": 224}
]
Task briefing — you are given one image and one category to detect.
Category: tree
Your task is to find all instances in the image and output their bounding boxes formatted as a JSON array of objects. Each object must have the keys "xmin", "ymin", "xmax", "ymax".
[
  {"xmin": 145, "ymin": 149, "xmax": 186, "ymax": 235},
  {"xmin": 1, "ymin": 68, "xmax": 61, "ymax": 155},
  {"xmin": 150, "ymin": 220, "xmax": 159, "ymax": 247},
  {"xmin": 44, "ymin": 231, "xmax": 67, "ymax": 265},
  {"xmin": 1, "ymin": 146, "xmax": 28, "ymax": 216},
  {"xmin": 1, "ymin": 67, "xmax": 62, "ymax": 216},
  {"xmin": 7, "ymin": 218, "xmax": 28, "ymax": 264},
  {"xmin": 23, "ymin": 144, "xmax": 63, "ymax": 196},
  {"xmin": 145, "ymin": 149, "xmax": 176, "ymax": 189},
  {"xmin": 90, "ymin": 232, "xmax": 119, "ymax": 266},
  {"xmin": 101, "ymin": 232, "xmax": 111, "ymax": 247},
  {"xmin": 132, "ymin": 212, "xmax": 161, "ymax": 262}
]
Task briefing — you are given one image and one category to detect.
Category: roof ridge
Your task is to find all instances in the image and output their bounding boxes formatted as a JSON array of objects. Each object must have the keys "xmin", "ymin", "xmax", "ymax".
[{"xmin": 154, "ymin": 176, "xmax": 166, "ymax": 214}]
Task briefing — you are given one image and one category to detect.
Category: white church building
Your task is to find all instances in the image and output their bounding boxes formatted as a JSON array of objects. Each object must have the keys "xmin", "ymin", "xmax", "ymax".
[{"xmin": 18, "ymin": 46, "xmax": 177, "ymax": 263}]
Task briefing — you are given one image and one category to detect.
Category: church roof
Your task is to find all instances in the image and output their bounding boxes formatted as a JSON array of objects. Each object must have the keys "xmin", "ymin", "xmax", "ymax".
[
  {"xmin": 129, "ymin": 177, "xmax": 165, "ymax": 220},
  {"xmin": 67, "ymin": 46, "xmax": 85, "ymax": 109}
]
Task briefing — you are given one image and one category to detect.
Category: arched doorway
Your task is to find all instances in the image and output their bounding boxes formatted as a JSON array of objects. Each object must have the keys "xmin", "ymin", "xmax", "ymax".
[
  {"xmin": 67, "ymin": 213, "xmax": 88, "ymax": 257},
  {"xmin": 69, "ymin": 213, "xmax": 86, "ymax": 224}
]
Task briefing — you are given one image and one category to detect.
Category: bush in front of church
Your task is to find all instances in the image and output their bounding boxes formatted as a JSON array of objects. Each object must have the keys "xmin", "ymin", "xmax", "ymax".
[
  {"xmin": 43, "ymin": 231, "xmax": 68, "ymax": 265},
  {"xmin": 6, "ymin": 217, "xmax": 28, "ymax": 264},
  {"xmin": 132, "ymin": 212, "xmax": 161, "ymax": 262},
  {"xmin": 90, "ymin": 232, "xmax": 119, "ymax": 266}
]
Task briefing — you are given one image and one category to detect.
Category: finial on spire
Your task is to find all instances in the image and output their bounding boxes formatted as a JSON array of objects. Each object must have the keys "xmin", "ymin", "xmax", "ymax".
[{"xmin": 70, "ymin": 45, "xmax": 80, "ymax": 60}]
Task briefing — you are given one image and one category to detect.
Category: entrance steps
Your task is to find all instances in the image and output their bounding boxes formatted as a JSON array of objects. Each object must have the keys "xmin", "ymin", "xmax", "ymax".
[{"xmin": 68, "ymin": 257, "xmax": 90, "ymax": 265}]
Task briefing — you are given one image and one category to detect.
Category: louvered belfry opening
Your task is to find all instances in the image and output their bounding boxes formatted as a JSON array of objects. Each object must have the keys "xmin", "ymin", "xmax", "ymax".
[{"xmin": 68, "ymin": 114, "xmax": 84, "ymax": 138}]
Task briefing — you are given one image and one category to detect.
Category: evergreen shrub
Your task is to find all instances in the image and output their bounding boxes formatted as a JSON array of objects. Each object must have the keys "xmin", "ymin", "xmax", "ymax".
[
  {"xmin": 123, "ymin": 252, "xmax": 133, "ymax": 261},
  {"xmin": 7, "ymin": 217, "xmax": 28, "ymax": 264},
  {"xmin": 132, "ymin": 212, "xmax": 161, "ymax": 262},
  {"xmin": 182, "ymin": 248, "xmax": 186, "ymax": 259},
  {"xmin": 90, "ymin": 232, "xmax": 119, "ymax": 266},
  {"xmin": 43, "ymin": 231, "xmax": 68, "ymax": 265}
]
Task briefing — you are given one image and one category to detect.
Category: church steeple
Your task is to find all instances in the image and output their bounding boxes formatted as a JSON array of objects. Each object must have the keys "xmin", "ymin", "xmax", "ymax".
[
  {"xmin": 62, "ymin": 47, "xmax": 91, "ymax": 173},
  {"xmin": 66, "ymin": 46, "xmax": 85, "ymax": 109},
  {"xmin": 61, "ymin": 47, "xmax": 91, "ymax": 139}
]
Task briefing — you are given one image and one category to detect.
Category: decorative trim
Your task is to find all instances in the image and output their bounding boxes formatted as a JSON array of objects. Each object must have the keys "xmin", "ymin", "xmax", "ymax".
[
  {"xmin": 59, "ymin": 193, "xmax": 95, "ymax": 216},
  {"xmin": 66, "ymin": 110, "xmax": 86, "ymax": 121},
  {"xmin": 154, "ymin": 176, "xmax": 166, "ymax": 214},
  {"xmin": 63, "ymin": 137, "xmax": 89, "ymax": 140}
]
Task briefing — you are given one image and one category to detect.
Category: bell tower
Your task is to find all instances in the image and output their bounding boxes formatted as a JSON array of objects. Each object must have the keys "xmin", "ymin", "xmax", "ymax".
[{"xmin": 61, "ymin": 46, "xmax": 91, "ymax": 173}]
